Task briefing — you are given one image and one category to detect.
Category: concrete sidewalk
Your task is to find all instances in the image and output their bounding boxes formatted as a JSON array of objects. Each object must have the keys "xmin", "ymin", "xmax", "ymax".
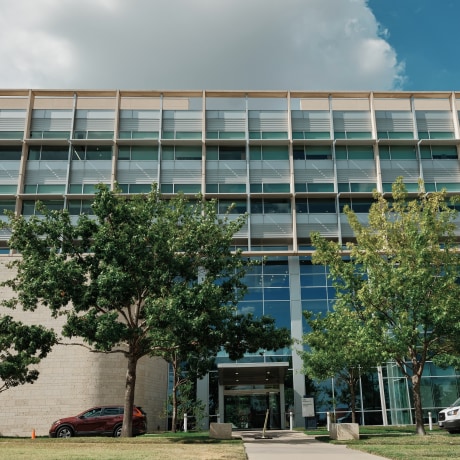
[{"xmin": 239, "ymin": 430, "xmax": 387, "ymax": 460}]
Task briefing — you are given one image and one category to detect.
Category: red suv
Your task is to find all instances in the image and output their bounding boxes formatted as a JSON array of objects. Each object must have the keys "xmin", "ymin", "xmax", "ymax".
[{"xmin": 49, "ymin": 405, "xmax": 147, "ymax": 438}]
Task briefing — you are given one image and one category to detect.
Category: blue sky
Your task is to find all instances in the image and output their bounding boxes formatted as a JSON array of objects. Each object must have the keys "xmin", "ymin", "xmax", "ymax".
[
  {"xmin": 369, "ymin": 0, "xmax": 459, "ymax": 90},
  {"xmin": 0, "ymin": 0, "xmax": 457, "ymax": 91}
]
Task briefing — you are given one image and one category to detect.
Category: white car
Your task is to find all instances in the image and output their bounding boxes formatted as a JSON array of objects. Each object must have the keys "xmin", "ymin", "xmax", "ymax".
[{"xmin": 438, "ymin": 397, "xmax": 460, "ymax": 434}]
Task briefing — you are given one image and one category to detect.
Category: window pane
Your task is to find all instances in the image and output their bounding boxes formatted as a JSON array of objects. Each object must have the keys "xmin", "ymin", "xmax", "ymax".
[
  {"xmin": 262, "ymin": 146, "xmax": 289, "ymax": 160},
  {"xmin": 0, "ymin": 146, "xmax": 22, "ymax": 160},
  {"xmin": 219, "ymin": 183, "xmax": 246, "ymax": 193},
  {"xmin": 219, "ymin": 146, "xmax": 246, "ymax": 160},
  {"xmin": 86, "ymin": 147, "xmax": 112, "ymax": 160},
  {"xmin": 263, "ymin": 183, "xmax": 289, "ymax": 193},
  {"xmin": 305, "ymin": 146, "xmax": 332, "ymax": 159},
  {"xmin": 264, "ymin": 199, "xmax": 291, "ymax": 213},
  {"xmin": 308, "ymin": 199, "xmax": 336, "ymax": 213}
]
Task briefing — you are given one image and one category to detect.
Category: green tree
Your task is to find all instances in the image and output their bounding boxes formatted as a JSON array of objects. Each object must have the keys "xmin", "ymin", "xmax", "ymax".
[
  {"xmin": 157, "ymin": 313, "xmax": 291, "ymax": 432},
  {"xmin": 301, "ymin": 305, "xmax": 382, "ymax": 423},
  {"xmin": 310, "ymin": 178, "xmax": 460, "ymax": 435},
  {"xmin": 0, "ymin": 315, "xmax": 56, "ymax": 393},
  {"xmin": 1, "ymin": 185, "xmax": 290, "ymax": 436}
]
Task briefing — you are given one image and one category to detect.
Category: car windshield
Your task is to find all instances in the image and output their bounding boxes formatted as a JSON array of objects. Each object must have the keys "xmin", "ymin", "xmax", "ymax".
[{"xmin": 449, "ymin": 397, "xmax": 460, "ymax": 407}]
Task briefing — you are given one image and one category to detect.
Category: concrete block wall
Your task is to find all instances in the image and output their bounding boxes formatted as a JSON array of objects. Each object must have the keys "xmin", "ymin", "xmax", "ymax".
[{"xmin": 0, "ymin": 258, "xmax": 168, "ymax": 437}]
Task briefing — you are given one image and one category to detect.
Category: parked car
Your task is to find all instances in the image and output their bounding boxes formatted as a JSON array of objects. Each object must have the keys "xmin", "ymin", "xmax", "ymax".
[
  {"xmin": 438, "ymin": 397, "xmax": 460, "ymax": 434},
  {"xmin": 49, "ymin": 405, "xmax": 147, "ymax": 438}
]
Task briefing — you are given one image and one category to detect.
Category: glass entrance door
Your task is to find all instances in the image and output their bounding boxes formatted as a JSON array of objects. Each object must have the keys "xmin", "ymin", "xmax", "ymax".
[{"xmin": 224, "ymin": 392, "xmax": 281, "ymax": 429}]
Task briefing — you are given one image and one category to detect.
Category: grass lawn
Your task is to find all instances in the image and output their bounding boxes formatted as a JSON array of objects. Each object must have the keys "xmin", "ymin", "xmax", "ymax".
[
  {"xmin": 305, "ymin": 426, "xmax": 460, "ymax": 460},
  {"xmin": 0, "ymin": 432, "xmax": 246, "ymax": 460}
]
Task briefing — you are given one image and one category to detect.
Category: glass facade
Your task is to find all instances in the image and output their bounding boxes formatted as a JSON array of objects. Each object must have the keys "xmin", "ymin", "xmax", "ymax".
[{"xmin": 1, "ymin": 89, "xmax": 460, "ymax": 428}]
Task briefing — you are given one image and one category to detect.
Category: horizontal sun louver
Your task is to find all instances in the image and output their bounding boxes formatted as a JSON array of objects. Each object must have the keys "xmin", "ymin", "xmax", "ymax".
[
  {"xmin": 421, "ymin": 160, "xmax": 460, "ymax": 182},
  {"xmin": 117, "ymin": 161, "xmax": 159, "ymax": 183},
  {"xmin": 333, "ymin": 111, "xmax": 372, "ymax": 132},
  {"xmin": 70, "ymin": 161, "xmax": 112, "ymax": 183},
  {"xmin": 375, "ymin": 111, "xmax": 414, "ymax": 132},
  {"xmin": 119, "ymin": 118, "xmax": 160, "ymax": 132},
  {"xmin": 336, "ymin": 160, "xmax": 376, "ymax": 182},
  {"xmin": 297, "ymin": 214, "xmax": 339, "ymax": 238},
  {"xmin": 0, "ymin": 110, "xmax": 26, "ymax": 131},
  {"xmin": 291, "ymin": 111, "xmax": 331, "ymax": 132},
  {"xmin": 0, "ymin": 162, "xmax": 20, "ymax": 183},
  {"xmin": 206, "ymin": 111, "xmax": 246, "ymax": 132},
  {"xmin": 25, "ymin": 162, "xmax": 68, "ymax": 184},
  {"xmin": 294, "ymin": 161, "xmax": 334, "ymax": 182},
  {"xmin": 340, "ymin": 213, "xmax": 369, "ymax": 237},
  {"xmin": 249, "ymin": 161, "xmax": 290, "ymax": 183},
  {"xmin": 248, "ymin": 111, "xmax": 288, "ymax": 132},
  {"xmin": 206, "ymin": 162, "xmax": 247, "ymax": 182},
  {"xmin": 251, "ymin": 215, "xmax": 292, "ymax": 238},
  {"xmin": 380, "ymin": 160, "xmax": 420, "ymax": 182},
  {"xmin": 163, "ymin": 111, "xmax": 202, "ymax": 132},
  {"xmin": 161, "ymin": 161, "xmax": 202, "ymax": 183},
  {"xmin": 416, "ymin": 111, "xmax": 454, "ymax": 132}
]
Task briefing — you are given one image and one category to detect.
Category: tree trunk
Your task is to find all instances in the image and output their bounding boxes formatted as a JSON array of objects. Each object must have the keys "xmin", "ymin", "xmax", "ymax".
[
  {"xmin": 171, "ymin": 355, "xmax": 178, "ymax": 432},
  {"xmin": 122, "ymin": 353, "xmax": 138, "ymax": 437},
  {"xmin": 350, "ymin": 377, "xmax": 357, "ymax": 424},
  {"xmin": 412, "ymin": 372, "xmax": 426, "ymax": 436}
]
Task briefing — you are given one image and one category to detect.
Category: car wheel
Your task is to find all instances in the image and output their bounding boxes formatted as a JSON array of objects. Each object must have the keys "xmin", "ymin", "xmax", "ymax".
[
  {"xmin": 113, "ymin": 425, "xmax": 122, "ymax": 437},
  {"xmin": 56, "ymin": 426, "xmax": 73, "ymax": 438}
]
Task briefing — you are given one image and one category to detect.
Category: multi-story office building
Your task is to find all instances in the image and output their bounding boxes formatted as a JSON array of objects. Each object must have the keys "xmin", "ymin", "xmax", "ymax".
[{"xmin": 0, "ymin": 90, "xmax": 460, "ymax": 435}]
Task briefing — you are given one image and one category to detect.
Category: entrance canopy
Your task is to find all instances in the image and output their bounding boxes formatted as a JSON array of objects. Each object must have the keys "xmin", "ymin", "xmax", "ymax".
[{"xmin": 218, "ymin": 362, "xmax": 289, "ymax": 386}]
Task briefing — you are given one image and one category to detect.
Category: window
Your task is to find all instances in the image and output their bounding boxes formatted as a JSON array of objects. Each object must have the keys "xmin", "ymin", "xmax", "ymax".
[
  {"xmin": 22, "ymin": 200, "xmax": 64, "ymax": 216},
  {"xmin": 72, "ymin": 146, "xmax": 112, "ymax": 160},
  {"xmin": 294, "ymin": 183, "xmax": 334, "ymax": 193},
  {"xmin": 339, "ymin": 198, "xmax": 374, "ymax": 213},
  {"xmin": 67, "ymin": 200, "xmax": 94, "ymax": 215},
  {"xmin": 218, "ymin": 200, "xmax": 247, "ymax": 214},
  {"xmin": 294, "ymin": 146, "xmax": 332, "ymax": 160},
  {"xmin": 335, "ymin": 145, "xmax": 374, "ymax": 160},
  {"xmin": 160, "ymin": 183, "xmax": 201, "ymax": 194},
  {"xmin": 249, "ymin": 145, "xmax": 289, "ymax": 161},
  {"xmin": 206, "ymin": 183, "xmax": 246, "ymax": 193},
  {"xmin": 118, "ymin": 184, "xmax": 152, "ymax": 194},
  {"xmin": 0, "ymin": 146, "xmax": 21, "ymax": 160},
  {"xmin": 162, "ymin": 145, "xmax": 201, "ymax": 160},
  {"xmin": 118, "ymin": 146, "xmax": 158, "ymax": 161},
  {"xmin": 420, "ymin": 145, "xmax": 457, "ymax": 160},
  {"xmin": 0, "ymin": 200, "xmax": 16, "ymax": 214},
  {"xmin": 251, "ymin": 199, "xmax": 291, "ymax": 214},
  {"xmin": 206, "ymin": 145, "xmax": 246, "ymax": 160},
  {"xmin": 28, "ymin": 146, "xmax": 68, "ymax": 161},
  {"xmin": 296, "ymin": 199, "xmax": 336, "ymax": 213},
  {"xmin": 250, "ymin": 183, "xmax": 290, "ymax": 193},
  {"xmin": 338, "ymin": 183, "xmax": 376, "ymax": 193},
  {"xmin": 379, "ymin": 145, "xmax": 416, "ymax": 160}
]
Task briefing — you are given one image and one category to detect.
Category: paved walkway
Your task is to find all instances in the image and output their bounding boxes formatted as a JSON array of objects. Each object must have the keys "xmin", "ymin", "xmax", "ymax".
[{"xmin": 239, "ymin": 430, "xmax": 387, "ymax": 460}]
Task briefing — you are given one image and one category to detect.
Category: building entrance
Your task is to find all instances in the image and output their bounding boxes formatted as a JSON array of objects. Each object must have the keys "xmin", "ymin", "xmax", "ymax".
[
  {"xmin": 218, "ymin": 362, "xmax": 288, "ymax": 429},
  {"xmin": 224, "ymin": 391, "xmax": 281, "ymax": 429}
]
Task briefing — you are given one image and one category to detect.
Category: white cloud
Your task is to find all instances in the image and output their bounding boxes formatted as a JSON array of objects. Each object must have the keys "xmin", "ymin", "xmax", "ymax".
[{"xmin": 0, "ymin": 0, "xmax": 405, "ymax": 90}]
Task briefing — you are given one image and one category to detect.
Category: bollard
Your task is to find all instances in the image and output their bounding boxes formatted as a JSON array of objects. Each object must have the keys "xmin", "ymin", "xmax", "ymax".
[
  {"xmin": 184, "ymin": 413, "xmax": 188, "ymax": 432},
  {"xmin": 289, "ymin": 411, "xmax": 294, "ymax": 431},
  {"xmin": 428, "ymin": 412, "xmax": 432, "ymax": 431},
  {"xmin": 31, "ymin": 429, "xmax": 36, "ymax": 439},
  {"xmin": 326, "ymin": 412, "xmax": 331, "ymax": 431}
]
